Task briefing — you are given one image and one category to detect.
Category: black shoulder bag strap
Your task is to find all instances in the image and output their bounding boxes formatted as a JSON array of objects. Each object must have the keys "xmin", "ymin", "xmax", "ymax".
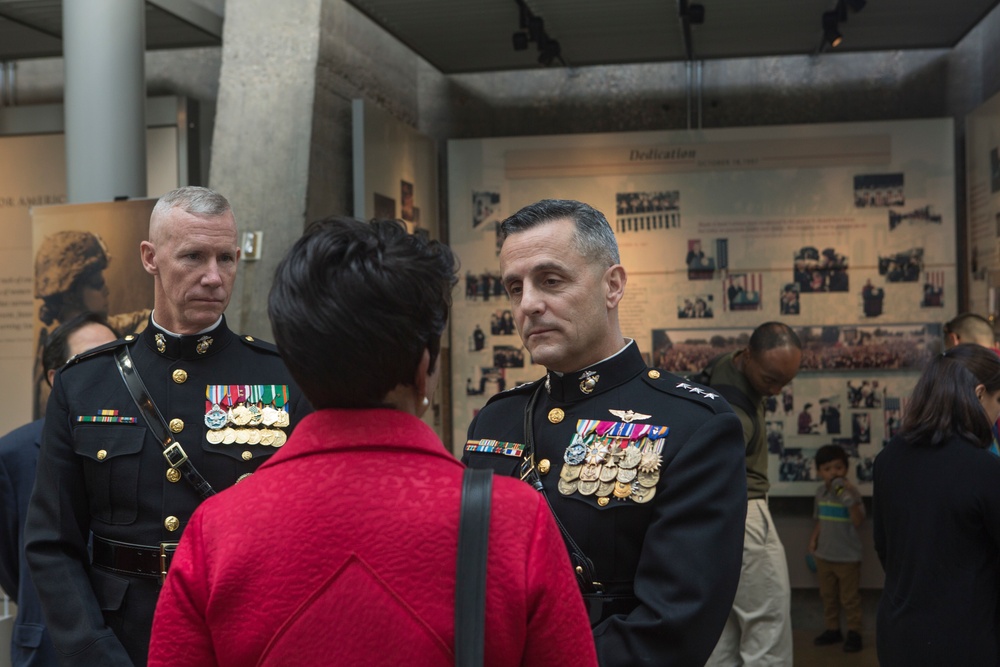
[
  {"xmin": 521, "ymin": 383, "xmax": 599, "ymax": 594},
  {"xmin": 113, "ymin": 346, "xmax": 216, "ymax": 500},
  {"xmin": 455, "ymin": 467, "xmax": 492, "ymax": 667}
]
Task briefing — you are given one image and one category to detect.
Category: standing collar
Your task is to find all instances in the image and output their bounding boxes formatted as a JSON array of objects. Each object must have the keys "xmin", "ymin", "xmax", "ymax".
[
  {"xmin": 545, "ymin": 340, "xmax": 647, "ymax": 402},
  {"xmin": 139, "ymin": 315, "xmax": 232, "ymax": 360}
]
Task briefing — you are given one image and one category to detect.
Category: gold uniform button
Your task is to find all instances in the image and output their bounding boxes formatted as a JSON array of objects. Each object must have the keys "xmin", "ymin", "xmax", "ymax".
[
  {"xmin": 164, "ymin": 516, "xmax": 180, "ymax": 532},
  {"xmin": 648, "ymin": 370, "xmax": 661, "ymax": 379},
  {"xmin": 244, "ymin": 335, "xmax": 254, "ymax": 342},
  {"xmin": 537, "ymin": 458, "xmax": 551, "ymax": 475},
  {"xmin": 166, "ymin": 468, "xmax": 182, "ymax": 483},
  {"xmin": 124, "ymin": 334, "xmax": 135, "ymax": 341},
  {"xmin": 172, "ymin": 369, "xmax": 188, "ymax": 384},
  {"xmin": 547, "ymin": 408, "xmax": 565, "ymax": 424},
  {"xmin": 241, "ymin": 450, "xmax": 252, "ymax": 461},
  {"xmin": 169, "ymin": 418, "xmax": 184, "ymax": 433},
  {"xmin": 96, "ymin": 449, "xmax": 108, "ymax": 461},
  {"xmin": 598, "ymin": 497, "xmax": 610, "ymax": 507}
]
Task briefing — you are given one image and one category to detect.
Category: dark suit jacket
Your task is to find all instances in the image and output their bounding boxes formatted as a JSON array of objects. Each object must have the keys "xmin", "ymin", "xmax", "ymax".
[
  {"xmin": 0, "ymin": 419, "xmax": 59, "ymax": 667},
  {"xmin": 464, "ymin": 342, "xmax": 747, "ymax": 667},
  {"xmin": 24, "ymin": 317, "xmax": 310, "ymax": 667}
]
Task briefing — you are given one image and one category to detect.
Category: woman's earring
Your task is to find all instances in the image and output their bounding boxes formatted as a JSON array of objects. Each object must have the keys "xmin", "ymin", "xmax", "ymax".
[{"xmin": 421, "ymin": 396, "xmax": 430, "ymax": 409}]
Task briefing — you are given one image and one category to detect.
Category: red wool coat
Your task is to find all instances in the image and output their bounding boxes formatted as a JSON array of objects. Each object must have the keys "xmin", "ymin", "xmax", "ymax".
[{"xmin": 148, "ymin": 409, "xmax": 597, "ymax": 667}]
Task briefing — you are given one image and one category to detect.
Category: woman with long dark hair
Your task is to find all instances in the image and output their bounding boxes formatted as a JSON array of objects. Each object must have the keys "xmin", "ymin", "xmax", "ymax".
[{"xmin": 873, "ymin": 343, "xmax": 1000, "ymax": 666}]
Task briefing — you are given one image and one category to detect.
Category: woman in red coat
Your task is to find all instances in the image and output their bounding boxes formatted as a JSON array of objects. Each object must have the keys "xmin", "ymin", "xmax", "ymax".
[{"xmin": 148, "ymin": 218, "xmax": 597, "ymax": 667}]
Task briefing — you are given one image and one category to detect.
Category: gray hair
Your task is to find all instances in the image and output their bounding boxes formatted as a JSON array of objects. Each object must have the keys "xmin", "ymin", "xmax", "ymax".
[
  {"xmin": 152, "ymin": 186, "xmax": 232, "ymax": 219},
  {"xmin": 500, "ymin": 199, "xmax": 620, "ymax": 267}
]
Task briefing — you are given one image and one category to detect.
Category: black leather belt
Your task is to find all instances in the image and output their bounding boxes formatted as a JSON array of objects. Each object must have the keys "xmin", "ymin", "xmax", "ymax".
[{"xmin": 92, "ymin": 535, "xmax": 178, "ymax": 584}]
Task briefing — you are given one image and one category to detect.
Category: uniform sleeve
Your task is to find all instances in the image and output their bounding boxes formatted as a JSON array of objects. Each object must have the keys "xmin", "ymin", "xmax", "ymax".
[
  {"xmin": 522, "ymin": 497, "xmax": 599, "ymax": 667},
  {"xmin": 592, "ymin": 411, "xmax": 747, "ymax": 667},
  {"xmin": 24, "ymin": 373, "xmax": 133, "ymax": 666},
  {"xmin": 0, "ymin": 449, "xmax": 19, "ymax": 599},
  {"xmin": 148, "ymin": 513, "xmax": 216, "ymax": 667}
]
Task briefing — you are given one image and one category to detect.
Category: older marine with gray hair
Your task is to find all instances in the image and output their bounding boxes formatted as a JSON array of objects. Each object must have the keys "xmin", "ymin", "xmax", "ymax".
[{"xmin": 25, "ymin": 186, "xmax": 310, "ymax": 667}]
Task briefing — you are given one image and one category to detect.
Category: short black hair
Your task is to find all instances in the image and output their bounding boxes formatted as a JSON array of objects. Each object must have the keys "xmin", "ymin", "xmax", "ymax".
[
  {"xmin": 42, "ymin": 312, "xmax": 116, "ymax": 375},
  {"xmin": 748, "ymin": 321, "xmax": 801, "ymax": 353},
  {"xmin": 268, "ymin": 217, "xmax": 458, "ymax": 410},
  {"xmin": 815, "ymin": 444, "xmax": 848, "ymax": 468},
  {"xmin": 499, "ymin": 199, "xmax": 620, "ymax": 267}
]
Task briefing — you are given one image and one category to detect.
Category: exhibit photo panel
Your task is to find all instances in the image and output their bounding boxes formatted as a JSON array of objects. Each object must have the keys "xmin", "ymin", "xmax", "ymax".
[{"xmin": 448, "ymin": 118, "xmax": 956, "ymax": 493}]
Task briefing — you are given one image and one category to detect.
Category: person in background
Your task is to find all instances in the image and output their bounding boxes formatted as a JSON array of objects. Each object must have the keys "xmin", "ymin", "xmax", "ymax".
[
  {"xmin": 0, "ymin": 313, "xmax": 117, "ymax": 667},
  {"xmin": 464, "ymin": 199, "xmax": 747, "ymax": 666},
  {"xmin": 873, "ymin": 343, "xmax": 1000, "ymax": 666},
  {"xmin": 148, "ymin": 217, "xmax": 597, "ymax": 667},
  {"xmin": 809, "ymin": 444, "xmax": 866, "ymax": 653},
  {"xmin": 942, "ymin": 312, "xmax": 996, "ymax": 350},
  {"xmin": 25, "ymin": 186, "xmax": 309, "ymax": 667},
  {"xmin": 701, "ymin": 321, "xmax": 802, "ymax": 667}
]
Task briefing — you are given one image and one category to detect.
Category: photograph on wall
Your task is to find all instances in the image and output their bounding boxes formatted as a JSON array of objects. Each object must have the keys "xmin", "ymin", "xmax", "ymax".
[
  {"xmin": 472, "ymin": 190, "xmax": 501, "ymax": 229},
  {"xmin": 32, "ymin": 199, "xmax": 156, "ymax": 418},
  {"xmin": 469, "ymin": 324, "xmax": 486, "ymax": 352},
  {"xmin": 883, "ymin": 396, "xmax": 906, "ymax": 444},
  {"xmin": 779, "ymin": 283, "xmax": 800, "ymax": 315},
  {"xmin": 921, "ymin": 271, "xmax": 945, "ymax": 307},
  {"xmin": 724, "ymin": 273, "xmax": 763, "ymax": 311},
  {"xmin": 991, "ymin": 147, "xmax": 1000, "ymax": 194},
  {"xmin": 493, "ymin": 344, "xmax": 525, "ymax": 368},
  {"xmin": 793, "ymin": 246, "xmax": 849, "ymax": 293},
  {"xmin": 400, "ymin": 180, "xmax": 415, "ymax": 222},
  {"xmin": 854, "ymin": 172, "xmax": 904, "ymax": 207},
  {"xmin": 818, "ymin": 397, "xmax": 842, "ymax": 434},
  {"xmin": 778, "ymin": 448, "xmax": 816, "ymax": 482},
  {"xmin": 614, "ymin": 190, "xmax": 680, "ymax": 233},
  {"xmin": 878, "ymin": 247, "xmax": 923, "ymax": 282},
  {"xmin": 861, "ymin": 280, "xmax": 885, "ymax": 317},
  {"xmin": 766, "ymin": 420, "xmax": 784, "ymax": 454},
  {"xmin": 373, "ymin": 192, "xmax": 395, "ymax": 219},
  {"xmin": 489, "ymin": 309, "xmax": 515, "ymax": 335},
  {"xmin": 796, "ymin": 324, "xmax": 940, "ymax": 371},
  {"xmin": 651, "ymin": 327, "xmax": 751, "ymax": 373},
  {"xmin": 851, "ymin": 412, "xmax": 872, "ymax": 444},
  {"xmin": 464, "ymin": 269, "xmax": 504, "ymax": 301},
  {"xmin": 686, "ymin": 238, "xmax": 716, "ymax": 279},
  {"xmin": 889, "ymin": 204, "xmax": 942, "ymax": 231},
  {"xmin": 796, "ymin": 402, "xmax": 820, "ymax": 435},
  {"xmin": 847, "ymin": 379, "xmax": 882, "ymax": 408},
  {"xmin": 466, "ymin": 366, "xmax": 506, "ymax": 397},
  {"xmin": 677, "ymin": 294, "xmax": 714, "ymax": 319},
  {"xmin": 764, "ymin": 384, "xmax": 795, "ymax": 420}
]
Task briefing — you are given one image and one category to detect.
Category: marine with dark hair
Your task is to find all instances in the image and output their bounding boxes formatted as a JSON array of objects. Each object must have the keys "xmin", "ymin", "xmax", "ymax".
[
  {"xmin": 1, "ymin": 312, "xmax": 117, "ymax": 667},
  {"xmin": 874, "ymin": 343, "xmax": 1000, "ymax": 666},
  {"xmin": 25, "ymin": 186, "xmax": 309, "ymax": 667},
  {"xmin": 464, "ymin": 199, "xmax": 747, "ymax": 666},
  {"xmin": 148, "ymin": 217, "xmax": 598, "ymax": 667},
  {"xmin": 701, "ymin": 321, "xmax": 802, "ymax": 667},
  {"xmin": 943, "ymin": 312, "xmax": 996, "ymax": 350}
]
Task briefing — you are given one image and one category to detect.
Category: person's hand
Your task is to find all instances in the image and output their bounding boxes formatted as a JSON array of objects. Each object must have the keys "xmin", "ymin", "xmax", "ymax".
[{"xmin": 831, "ymin": 477, "xmax": 856, "ymax": 506}]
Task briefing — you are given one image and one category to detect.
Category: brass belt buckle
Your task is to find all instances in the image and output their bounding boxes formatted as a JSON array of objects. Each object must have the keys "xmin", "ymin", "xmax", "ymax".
[
  {"xmin": 159, "ymin": 542, "xmax": 179, "ymax": 584},
  {"xmin": 162, "ymin": 442, "xmax": 188, "ymax": 468}
]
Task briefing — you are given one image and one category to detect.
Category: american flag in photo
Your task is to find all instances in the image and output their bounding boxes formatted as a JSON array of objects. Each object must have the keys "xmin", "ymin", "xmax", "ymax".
[{"xmin": 723, "ymin": 272, "xmax": 763, "ymax": 311}]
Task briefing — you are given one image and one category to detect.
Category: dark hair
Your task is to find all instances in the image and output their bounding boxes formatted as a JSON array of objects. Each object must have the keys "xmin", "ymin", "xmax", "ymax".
[
  {"xmin": 943, "ymin": 312, "xmax": 994, "ymax": 345},
  {"xmin": 268, "ymin": 217, "xmax": 458, "ymax": 410},
  {"xmin": 815, "ymin": 444, "xmax": 848, "ymax": 468},
  {"xmin": 899, "ymin": 343, "xmax": 1000, "ymax": 449},
  {"xmin": 42, "ymin": 312, "xmax": 116, "ymax": 376},
  {"xmin": 748, "ymin": 321, "xmax": 801, "ymax": 353},
  {"xmin": 499, "ymin": 199, "xmax": 619, "ymax": 267}
]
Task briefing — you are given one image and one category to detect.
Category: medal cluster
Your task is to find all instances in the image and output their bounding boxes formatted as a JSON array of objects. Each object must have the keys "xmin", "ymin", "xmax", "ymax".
[
  {"xmin": 204, "ymin": 384, "xmax": 290, "ymax": 447},
  {"xmin": 558, "ymin": 419, "xmax": 668, "ymax": 504}
]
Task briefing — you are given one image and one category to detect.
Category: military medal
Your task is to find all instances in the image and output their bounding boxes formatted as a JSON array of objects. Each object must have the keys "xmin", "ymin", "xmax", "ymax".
[
  {"xmin": 631, "ymin": 485, "xmax": 656, "ymax": 504},
  {"xmin": 560, "ymin": 464, "xmax": 582, "ymax": 481},
  {"xmin": 272, "ymin": 430, "xmax": 287, "ymax": 447},
  {"xmin": 564, "ymin": 440, "xmax": 587, "ymax": 465},
  {"xmin": 260, "ymin": 405, "xmax": 278, "ymax": 426},
  {"xmin": 597, "ymin": 480, "xmax": 616, "ymax": 497},
  {"xmin": 558, "ymin": 478, "xmax": 579, "ymax": 495},
  {"xmin": 275, "ymin": 410, "xmax": 290, "ymax": 428},
  {"xmin": 616, "ymin": 466, "xmax": 637, "ymax": 483},
  {"xmin": 259, "ymin": 429, "xmax": 276, "ymax": 446},
  {"xmin": 578, "ymin": 479, "xmax": 599, "ymax": 496},
  {"xmin": 206, "ymin": 429, "xmax": 225, "ymax": 445},
  {"xmin": 222, "ymin": 427, "xmax": 237, "ymax": 445},
  {"xmin": 247, "ymin": 428, "xmax": 261, "ymax": 445},
  {"xmin": 205, "ymin": 385, "xmax": 228, "ymax": 429},
  {"xmin": 235, "ymin": 429, "xmax": 250, "ymax": 445}
]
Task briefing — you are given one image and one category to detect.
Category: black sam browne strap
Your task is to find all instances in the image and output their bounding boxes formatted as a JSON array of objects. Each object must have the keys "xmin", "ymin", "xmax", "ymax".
[
  {"xmin": 455, "ymin": 467, "xmax": 492, "ymax": 667},
  {"xmin": 114, "ymin": 346, "xmax": 216, "ymax": 500}
]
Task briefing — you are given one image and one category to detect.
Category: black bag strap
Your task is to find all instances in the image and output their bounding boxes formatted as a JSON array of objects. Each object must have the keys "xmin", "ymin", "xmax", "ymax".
[
  {"xmin": 521, "ymin": 383, "xmax": 600, "ymax": 594},
  {"xmin": 455, "ymin": 467, "xmax": 492, "ymax": 667},
  {"xmin": 114, "ymin": 345, "xmax": 216, "ymax": 500},
  {"xmin": 696, "ymin": 354, "xmax": 760, "ymax": 449}
]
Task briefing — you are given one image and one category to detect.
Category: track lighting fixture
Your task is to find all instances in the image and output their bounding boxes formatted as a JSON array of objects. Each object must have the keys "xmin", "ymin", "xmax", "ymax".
[{"xmin": 511, "ymin": 0, "xmax": 565, "ymax": 67}]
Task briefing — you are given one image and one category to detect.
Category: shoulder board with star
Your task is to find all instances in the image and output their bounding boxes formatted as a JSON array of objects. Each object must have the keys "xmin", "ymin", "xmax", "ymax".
[
  {"xmin": 641, "ymin": 368, "xmax": 732, "ymax": 414},
  {"xmin": 481, "ymin": 376, "xmax": 544, "ymax": 408},
  {"xmin": 65, "ymin": 336, "xmax": 131, "ymax": 366},
  {"xmin": 238, "ymin": 334, "xmax": 280, "ymax": 354}
]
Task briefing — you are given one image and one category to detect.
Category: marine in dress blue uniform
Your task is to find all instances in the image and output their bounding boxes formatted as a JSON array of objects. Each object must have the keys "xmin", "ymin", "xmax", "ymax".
[
  {"xmin": 465, "ymin": 342, "xmax": 746, "ymax": 666},
  {"xmin": 462, "ymin": 197, "xmax": 746, "ymax": 666},
  {"xmin": 24, "ymin": 317, "xmax": 308, "ymax": 667}
]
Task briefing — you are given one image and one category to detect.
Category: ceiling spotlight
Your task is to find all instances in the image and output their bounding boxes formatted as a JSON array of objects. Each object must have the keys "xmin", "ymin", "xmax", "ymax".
[
  {"xmin": 822, "ymin": 11, "xmax": 843, "ymax": 48},
  {"xmin": 512, "ymin": 31, "xmax": 529, "ymax": 50}
]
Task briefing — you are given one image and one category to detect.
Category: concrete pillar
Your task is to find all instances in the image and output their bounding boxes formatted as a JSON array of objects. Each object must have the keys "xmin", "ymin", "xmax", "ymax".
[
  {"xmin": 62, "ymin": 0, "xmax": 147, "ymax": 203},
  {"xmin": 209, "ymin": 0, "xmax": 323, "ymax": 339}
]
